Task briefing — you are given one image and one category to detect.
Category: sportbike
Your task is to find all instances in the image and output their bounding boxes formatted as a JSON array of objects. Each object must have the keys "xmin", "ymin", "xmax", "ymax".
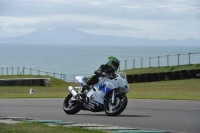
[{"xmin": 63, "ymin": 72, "xmax": 129, "ymax": 116}]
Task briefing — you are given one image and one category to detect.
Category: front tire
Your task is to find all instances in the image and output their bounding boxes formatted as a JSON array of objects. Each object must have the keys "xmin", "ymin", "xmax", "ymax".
[
  {"xmin": 104, "ymin": 94, "xmax": 127, "ymax": 116},
  {"xmin": 63, "ymin": 93, "xmax": 82, "ymax": 114}
]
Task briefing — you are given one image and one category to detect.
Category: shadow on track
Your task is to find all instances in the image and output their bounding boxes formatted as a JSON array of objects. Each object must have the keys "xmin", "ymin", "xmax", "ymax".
[{"xmin": 70, "ymin": 114, "xmax": 150, "ymax": 117}]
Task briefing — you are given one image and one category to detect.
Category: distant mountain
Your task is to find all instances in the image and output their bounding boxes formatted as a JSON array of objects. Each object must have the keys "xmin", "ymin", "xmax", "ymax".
[{"xmin": 0, "ymin": 28, "xmax": 199, "ymax": 45}]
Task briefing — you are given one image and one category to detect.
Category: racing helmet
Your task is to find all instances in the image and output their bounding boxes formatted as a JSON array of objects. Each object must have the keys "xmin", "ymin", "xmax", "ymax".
[{"xmin": 106, "ymin": 56, "xmax": 119, "ymax": 71}]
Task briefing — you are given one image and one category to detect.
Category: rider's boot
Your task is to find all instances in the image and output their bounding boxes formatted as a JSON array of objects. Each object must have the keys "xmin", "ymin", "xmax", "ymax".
[
  {"xmin": 77, "ymin": 84, "xmax": 90, "ymax": 102},
  {"xmin": 80, "ymin": 84, "xmax": 89, "ymax": 92}
]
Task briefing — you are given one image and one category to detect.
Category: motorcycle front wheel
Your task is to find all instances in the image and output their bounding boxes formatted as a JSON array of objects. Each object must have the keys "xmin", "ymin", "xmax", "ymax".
[
  {"xmin": 63, "ymin": 93, "xmax": 83, "ymax": 114},
  {"xmin": 104, "ymin": 94, "xmax": 127, "ymax": 116}
]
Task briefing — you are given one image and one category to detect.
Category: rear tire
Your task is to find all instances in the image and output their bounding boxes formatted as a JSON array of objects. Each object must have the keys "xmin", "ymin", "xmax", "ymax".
[
  {"xmin": 63, "ymin": 93, "xmax": 82, "ymax": 114},
  {"xmin": 104, "ymin": 94, "xmax": 127, "ymax": 116}
]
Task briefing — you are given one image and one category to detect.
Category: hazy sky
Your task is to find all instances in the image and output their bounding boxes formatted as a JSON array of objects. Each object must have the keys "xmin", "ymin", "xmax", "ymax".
[{"xmin": 0, "ymin": 0, "xmax": 200, "ymax": 39}]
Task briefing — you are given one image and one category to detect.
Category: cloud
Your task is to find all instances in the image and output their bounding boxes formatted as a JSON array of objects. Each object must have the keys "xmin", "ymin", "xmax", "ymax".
[
  {"xmin": 1, "ymin": 0, "xmax": 199, "ymax": 20},
  {"xmin": 0, "ymin": 0, "xmax": 200, "ymax": 39}
]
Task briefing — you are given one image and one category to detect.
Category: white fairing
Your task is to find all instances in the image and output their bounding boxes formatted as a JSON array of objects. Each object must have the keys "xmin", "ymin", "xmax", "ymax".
[
  {"xmin": 75, "ymin": 72, "xmax": 129, "ymax": 105},
  {"xmin": 75, "ymin": 76, "xmax": 87, "ymax": 86}
]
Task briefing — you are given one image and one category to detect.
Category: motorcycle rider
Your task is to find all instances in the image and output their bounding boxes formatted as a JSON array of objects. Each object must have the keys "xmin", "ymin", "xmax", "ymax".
[{"xmin": 77, "ymin": 56, "xmax": 120, "ymax": 101}]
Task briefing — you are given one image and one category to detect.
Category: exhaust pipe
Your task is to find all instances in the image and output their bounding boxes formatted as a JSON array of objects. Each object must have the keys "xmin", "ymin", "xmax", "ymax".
[{"xmin": 68, "ymin": 86, "xmax": 78, "ymax": 98}]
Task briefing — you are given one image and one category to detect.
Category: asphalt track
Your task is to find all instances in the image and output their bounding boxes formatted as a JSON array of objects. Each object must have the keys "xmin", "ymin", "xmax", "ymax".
[{"xmin": 0, "ymin": 98, "xmax": 200, "ymax": 133}]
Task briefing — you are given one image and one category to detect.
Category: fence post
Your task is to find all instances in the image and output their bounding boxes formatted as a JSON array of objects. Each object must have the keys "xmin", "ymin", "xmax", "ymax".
[
  {"xmin": 133, "ymin": 59, "xmax": 135, "ymax": 69},
  {"xmin": 149, "ymin": 57, "xmax": 151, "ymax": 68},
  {"xmin": 167, "ymin": 55, "xmax": 169, "ymax": 67},
  {"xmin": 17, "ymin": 67, "xmax": 19, "ymax": 75},
  {"xmin": 30, "ymin": 68, "xmax": 32, "ymax": 75},
  {"xmin": 125, "ymin": 60, "xmax": 127, "ymax": 70},
  {"xmin": 178, "ymin": 54, "xmax": 180, "ymax": 66},
  {"xmin": 158, "ymin": 56, "xmax": 160, "ymax": 67},
  {"xmin": 23, "ymin": 67, "xmax": 25, "ymax": 75},
  {"xmin": 141, "ymin": 58, "xmax": 143, "ymax": 68},
  {"xmin": 189, "ymin": 53, "xmax": 191, "ymax": 65},
  {"xmin": 38, "ymin": 70, "xmax": 40, "ymax": 75}
]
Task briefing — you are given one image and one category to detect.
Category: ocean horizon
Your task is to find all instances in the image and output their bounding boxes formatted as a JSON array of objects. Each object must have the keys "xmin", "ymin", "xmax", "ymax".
[{"xmin": 0, "ymin": 43, "xmax": 199, "ymax": 80}]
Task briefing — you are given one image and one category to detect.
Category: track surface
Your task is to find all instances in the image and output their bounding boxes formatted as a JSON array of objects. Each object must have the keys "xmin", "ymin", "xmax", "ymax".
[{"xmin": 0, "ymin": 98, "xmax": 200, "ymax": 133}]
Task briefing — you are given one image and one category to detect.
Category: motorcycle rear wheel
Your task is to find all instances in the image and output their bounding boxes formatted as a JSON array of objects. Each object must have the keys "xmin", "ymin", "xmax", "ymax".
[
  {"xmin": 104, "ymin": 94, "xmax": 127, "ymax": 116},
  {"xmin": 63, "ymin": 93, "xmax": 82, "ymax": 114}
]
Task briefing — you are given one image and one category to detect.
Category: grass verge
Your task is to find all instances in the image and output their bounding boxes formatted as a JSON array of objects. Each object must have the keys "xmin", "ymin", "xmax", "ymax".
[
  {"xmin": 0, "ymin": 73, "xmax": 200, "ymax": 100},
  {"xmin": 0, "ymin": 122, "xmax": 107, "ymax": 133},
  {"xmin": 0, "ymin": 79, "xmax": 199, "ymax": 100},
  {"xmin": 0, "ymin": 75, "xmax": 78, "ymax": 98},
  {"xmin": 127, "ymin": 79, "xmax": 200, "ymax": 100}
]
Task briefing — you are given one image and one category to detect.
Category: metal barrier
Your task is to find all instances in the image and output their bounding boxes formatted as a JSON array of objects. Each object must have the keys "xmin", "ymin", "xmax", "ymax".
[
  {"xmin": 119, "ymin": 52, "xmax": 200, "ymax": 70},
  {"xmin": 1, "ymin": 52, "xmax": 199, "ymax": 82},
  {"xmin": 0, "ymin": 78, "xmax": 51, "ymax": 86},
  {"xmin": 0, "ymin": 67, "xmax": 90, "ymax": 82},
  {"xmin": 126, "ymin": 69, "xmax": 200, "ymax": 83}
]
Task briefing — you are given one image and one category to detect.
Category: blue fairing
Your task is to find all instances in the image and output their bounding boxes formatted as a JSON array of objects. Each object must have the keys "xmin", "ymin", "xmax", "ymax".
[
  {"xmin": 101, "ymin": 86, "xmax": 112, "ymax": 94},
  {"xmin": 97, "ymin": 83, "xmax": 104, "ymax": 89},
  {"xmin": 97, "ymin": 83, "xmax": 112, "ymax": 94}
]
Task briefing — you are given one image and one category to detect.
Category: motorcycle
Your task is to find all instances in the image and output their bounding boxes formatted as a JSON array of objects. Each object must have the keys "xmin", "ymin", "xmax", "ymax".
[{"xmin": 63, "ymin": 72, "xmax": 130, "ymax": 116}]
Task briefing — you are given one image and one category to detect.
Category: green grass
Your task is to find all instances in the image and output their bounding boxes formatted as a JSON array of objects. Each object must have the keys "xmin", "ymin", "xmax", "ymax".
[
  {"xmin": 0, "ymin": 71, "xmax": 200, "ymax": 100},
  {"xmin": 127, "ymin": 79, "xmax": 200, "ymax": 100},
  {"xmin": 122, "ymin": 64, "xmax": 200, "ymax": 100},
  {"xmin": 0, "ymin": 75, "xmax": 78, "ymax": 98},
  {"xmin": 0, "ymin": 122, "xmax": 107, "ymax": 133},
  {"xmin": 123, "ymin": 64, "xmax": 200, "ymax": 75}
]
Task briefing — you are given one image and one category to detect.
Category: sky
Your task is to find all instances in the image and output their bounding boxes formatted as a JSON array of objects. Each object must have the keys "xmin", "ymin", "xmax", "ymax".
[{"xmin": 0, "ymin": 0, "xmax": 200, "ymax": 40}]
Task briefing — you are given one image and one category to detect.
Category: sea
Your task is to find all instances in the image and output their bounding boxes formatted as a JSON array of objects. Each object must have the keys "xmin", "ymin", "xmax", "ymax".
[{"xmin": 0, "ymin": 43, "xmax": 199, "ymax": 81}]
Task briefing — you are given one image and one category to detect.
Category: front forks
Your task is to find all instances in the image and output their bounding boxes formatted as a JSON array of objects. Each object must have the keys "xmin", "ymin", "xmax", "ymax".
[{"xmin": 111, "ymin": 90, "xmax": 115, "ymax": 104}]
